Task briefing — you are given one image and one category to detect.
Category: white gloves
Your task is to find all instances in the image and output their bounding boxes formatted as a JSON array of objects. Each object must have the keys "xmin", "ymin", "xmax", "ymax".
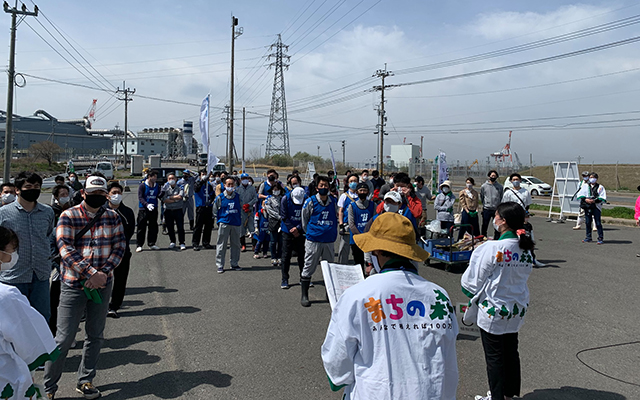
[{"xmin": 147, "ymin": 204, "xmax": 155, "ymax": 211}]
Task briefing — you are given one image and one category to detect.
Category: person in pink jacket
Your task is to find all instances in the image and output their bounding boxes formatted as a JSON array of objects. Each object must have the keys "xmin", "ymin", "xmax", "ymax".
[{"xmin": 635, "ymin": 186, "xmax": 640, "ymax": 257}]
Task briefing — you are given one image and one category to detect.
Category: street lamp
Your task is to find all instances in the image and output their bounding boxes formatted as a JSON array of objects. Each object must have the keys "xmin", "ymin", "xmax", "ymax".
[{"xmin": 260, "ymin": 144, "xmax": 265, "ymax": 159}]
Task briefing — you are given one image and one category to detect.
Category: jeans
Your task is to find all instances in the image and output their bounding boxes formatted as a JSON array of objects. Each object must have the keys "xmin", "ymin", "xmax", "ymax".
[
  {"xmin": 480, "ymin": 329, "xmax": 521, "ymax": 400},
  {"xmin": 269, "ymin": 229, "xmax": 282, "ymax": 260},
  {"xmin": 482, "ymin": 208, "xmax": 500, "ymax": 240},
  {"xmin": 136, "ymin": 208, "xmax": 159, "ymax": 247},
  {"xmin": 458, "ymin": 210, "xmax": 480, "ymax": 240},
  {"xmin": 216, "ymin": 223, "xmax": 241, "ymax": 269},
  {"xmin": 12, "ymin": 271, "xmax": 51, "ymax": 322},
  {"xmin": 165, "ymin": 208, "xmax": 185, "ymax": 244},
  {"xmin": 193, "ymin": 206, "xmax": 213, "ymax": 246},
  {"xmin": 109, "ymin": 251, "xmax": 131, "ymax": 311},
  {"xmin": 585, "ymin": 207, "xmax": 603, "ymax": 241},
  {"xmin": 281, "ymin": 232, "xmax": 305, "ymax": 281},
  {"xmin": 44, "ymin": 281, "xmax": 113, "ymax": 394}
]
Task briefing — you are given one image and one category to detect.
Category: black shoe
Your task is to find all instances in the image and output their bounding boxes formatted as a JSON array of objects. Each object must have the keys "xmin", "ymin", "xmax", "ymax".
[
  {"xmin": 189, "ymin": 220, "xmax": 194, "ymax": 231},
  {"xmin": 107, "ymin": 309, "xmax": 119, "ymax": 319},
  {"xmin": 193, "ymin": 245, "xmax": 201, "ymax": 251},
  {"xmin": 76, "ymin": 382, "xmax": 101, "ymax": 399},
  {"xmin": 203, "ymin": 244, "xmax": 214, "ymax": 250}
]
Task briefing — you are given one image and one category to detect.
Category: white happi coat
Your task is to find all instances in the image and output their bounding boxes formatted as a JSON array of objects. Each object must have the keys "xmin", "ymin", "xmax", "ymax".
[{"xmin": 321, "ymin": 269, "xmax": 458, "ymax": 400}]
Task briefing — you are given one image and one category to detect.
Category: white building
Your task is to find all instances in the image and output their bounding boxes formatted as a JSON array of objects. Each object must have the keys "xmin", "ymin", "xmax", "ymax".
[
  {"xmin": 390, "ymin": 144, "xmax": 420, "ymax": 168},
  {"xmin": 112, "ymin": 133, "xmax": 167, "ymax": 157}
]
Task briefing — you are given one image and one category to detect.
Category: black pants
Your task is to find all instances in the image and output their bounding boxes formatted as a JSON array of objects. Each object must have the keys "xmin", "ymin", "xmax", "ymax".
[
  {"xmin": 458, "ymin": 210, "xmax": 480, "ymax": 240},
  {"xmin": 351, "ymin": 243, "xmax": 365, "ymax": 270},
  {"xmin": 281, "ymin": 232, "xmax": 305, "ymax": 281},
  {"xmin": 480, "ymin": 329, "xmax": 521, "ymax": 400},
  {"xmin": 49, "ymin": 279, "xmax": 61, "ymax": 336},
  {"xmin": 585, "ymin": 207, "xmax": 604, "ymax": 241},
  {"xmin": 481, "ymin": 208, "xmax": 500, "ymax": 240},
  {"xmin": 165, "ymin": 208, "xmax": 185, "ymax": 244},
  {"xmin": 193, "ymin": 206, "xmax": 213, "ymax": 246},
  {"xmin": 136, "ymin": 208, "xmax": 159, "ymax": 247},
  {"xmin": 110, "ymin": 251, "xmax": 132, "ymax": 311}
]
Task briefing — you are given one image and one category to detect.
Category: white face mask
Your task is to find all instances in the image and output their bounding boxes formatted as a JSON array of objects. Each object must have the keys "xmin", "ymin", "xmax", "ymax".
[
  {"xmin": 361, "ymin": 176, "xmax": 368, "ymax": 181},
  {"xmin": 110, "ymin": 193, "xmax": 122, "ymax": 205},
  {"xmin": 58, "ymin": 196, "xmax": 70, "ymax": 205},
  {"xmin": 1, "ymin": 193, "xmax": 16, "ymax": 204},
  {"xmin": 168, "ymin": 179, "xmax": 176, "ymax": 186},
  {"xmin": 272, "ymin": 190, "xmax": 281, "ymax": 196},
  {"xmin": 0, "ymin": 250, "xmax": 18, "ymax": 271},
  {"xmin": 384, "ymin": 203, "xmax": 399, "ymax": 213},
  {"xmin": 242, "ymin": 179, "xmax": 249, "ymax": 186},
  {"xmin": 69, "ymin": 177, "xmax": 76, "ymax": 182},
  {"xmin": 442, "ymin": 187, "xmax": 450, "ymax": 194},
  {"xmin": 225, "ymin": 186, "xmax": 235, "ymax": 193},
  {"xmin": 371, "ymin": 253, "xmax": 381, "ymax": 273},
  {"xmin": 589, "ymin": 178, "xmax": 597, "ymax": 184},
  {"xmin": 466, "ymin": 183, "xmax": 473, "ymax": 189},
  {"xmin": 512, "ymin": 180, "xmax": 521, "ymax": 188},
  {"xmin": 389, "ymin": 178, "xmax": 394, "ymax": 184},
  {"xmin": 215, "ymin": 177, "xmax": 222, "ymax": 183},
  {"xmin": 292, "ymin": 184, "xmax": 300, "ymax": 189},
  {"xmin": 493, "ymin": 220, "xmax": 502, "ymax": 233}
]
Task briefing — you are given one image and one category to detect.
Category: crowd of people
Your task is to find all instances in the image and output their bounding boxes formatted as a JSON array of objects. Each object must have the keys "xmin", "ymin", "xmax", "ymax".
[{"xmin": 0, "ymin": 165, "xmax": 616, "ymax": 399}]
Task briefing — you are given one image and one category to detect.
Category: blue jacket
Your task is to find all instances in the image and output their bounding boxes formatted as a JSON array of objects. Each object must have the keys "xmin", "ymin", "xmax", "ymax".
[{"xmin": 280, "ymin": 192, "xmax": 306, "ymax": 233}]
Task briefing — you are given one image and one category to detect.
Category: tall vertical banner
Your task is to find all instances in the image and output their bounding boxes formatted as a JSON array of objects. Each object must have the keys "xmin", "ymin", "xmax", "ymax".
[
  {"xmin": 328, "ymin": 144, "xmax": 337, "ymax": 176},
  {"xmin": 200, "ymin": 94, "xmax": 219, "ymax": 173},
  {"xmin": 438, "ymin": 151, "xmax": 448, "ymax": 189}
]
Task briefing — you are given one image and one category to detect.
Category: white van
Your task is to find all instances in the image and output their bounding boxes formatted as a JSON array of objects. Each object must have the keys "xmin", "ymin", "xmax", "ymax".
[{"xmin": 95, "ymin": 161, "xmax": 114, "ymax": 180}]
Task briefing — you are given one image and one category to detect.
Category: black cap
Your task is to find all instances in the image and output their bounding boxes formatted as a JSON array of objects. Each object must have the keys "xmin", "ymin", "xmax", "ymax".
[{"xmin": 356, "ymin": 182, "xmax": 369, "ymax": 192}]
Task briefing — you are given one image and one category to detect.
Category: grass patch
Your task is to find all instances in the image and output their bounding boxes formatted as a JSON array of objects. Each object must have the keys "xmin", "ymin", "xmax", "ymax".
[
  {"xmin": 529, "ymin": 203, "xmax": 560, "ymax": 213},
  {"xmin": 602, "ymin": 207, "xmax": 634, "ymax": 219}
]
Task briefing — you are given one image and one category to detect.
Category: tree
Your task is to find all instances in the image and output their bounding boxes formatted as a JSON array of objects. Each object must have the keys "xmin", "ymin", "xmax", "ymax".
[
  {"xmin": 29, "ymin": 140, "xmax": 62, "ymax": 167},
  {"xmin": 1, "ymin": 383, "xmax": 14, "ymax": 400}
]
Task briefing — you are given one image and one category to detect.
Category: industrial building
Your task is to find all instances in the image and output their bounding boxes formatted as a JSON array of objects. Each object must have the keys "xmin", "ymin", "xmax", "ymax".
[
  {"xmin": 390, "ymin": 144, "xmax": 421, "ymax": 168},
  {"xmin": 112, "ymin": 121, "xmax": 196, "ymax": 159}
]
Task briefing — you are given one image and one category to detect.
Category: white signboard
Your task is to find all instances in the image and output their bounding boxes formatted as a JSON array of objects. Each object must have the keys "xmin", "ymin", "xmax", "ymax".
[
  {"xmin": 549, "ymin": 161, "xmax": 581, "ymax": 219},
  {"xmin": 322, "ymin": 261, "xmax": 364, "ymax": 310},
  {"xmin": 456, "ymin": 302, "xmax": 481, "ymax": 338},
  {"xmin": 307, "ymin": 161, "xmax": 316, "ymax": 175}
]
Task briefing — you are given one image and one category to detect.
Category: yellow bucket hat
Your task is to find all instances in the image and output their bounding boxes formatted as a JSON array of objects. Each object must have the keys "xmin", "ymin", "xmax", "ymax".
[{"xmin": 354, "ymin": 212, "xmax": 429, "ymax": 262}]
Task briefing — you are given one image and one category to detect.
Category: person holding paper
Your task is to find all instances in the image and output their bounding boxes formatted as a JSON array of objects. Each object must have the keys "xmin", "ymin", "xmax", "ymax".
[
  {"xmin": 300, "ymin": 176, "xmax": 338, "ymax": 307},
  {"xmin": 45, "ymin": 174, "xmax": 125, "ymax": 400},
  {"xmin": 322, "ymin": 212, "xmax": 458, "ymax": 399},
  {"xmin": 461, "ymin": 202, "xmax": 534, "ymax": 400}
]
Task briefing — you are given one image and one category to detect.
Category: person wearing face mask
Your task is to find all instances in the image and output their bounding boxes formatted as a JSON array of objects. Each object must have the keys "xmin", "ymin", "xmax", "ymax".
[
  {"xmin": 160, "ymin": 173, "xmax": 186, "ymax": 251},
  {"xmin": 378, "ymin": 172, "xmax": 396, "ymax": 199},
  {"xmin": 44, "ymin": 174, "xmax": 125, "ymax": 400},
  {"xmin": 458, "ymin": 177, "xmax": 480, "ymax": 241},
  {"xmin": 322, "ymin": 212, "xmax": 458, "ymax": 399},
  {"xmin": 51, "ymin": 185, "xmax": 72, "ymax": 218},
  {"xmin": 279, "ymin": 187, "xmax": 307, "ymax": 289},
  {"xmin": 434, "ymin": 180, "xmax": 456, "ymax": 233},
  {"xmin": 414, "ymin": 176, "xmax": 433, "ymax": 228},
  {"xmin": 105, "ymin": 182, "xmax": 135, "ymax": 319},
  {"xmin": 136, "ymin": 170, "xmax": 160, "ymax": 252},
  {"xmin": 178, "ymin": 170, "xmax": 196, "ymax": 231},
  {"xmin": 49, "ymin": 185, "xmax": 74, "ymax": 334},
  {"xmin": 258, "ymin": 169, "xmax": 279, "ymax": 206},
  {"xmin": 376, "ymin": 172, "xmax": 423, "ymax": 220},
  {"xmin": 572, "ymin": 171, "xmax": 591, "ymax": 230},
  {"xmin": 461, "ymin": 202, "xmax": 534, "ymax": 400},
  {"xmin": 192, "ymin": 169, "xmax": 216, "ymax": 251},
  {"xmin": 0, "ymin": 171, "xmax": 55, "ymax": 322},
  {"xmin": 212, "ymin": 177, "xmax": 243, "ymax": 273},
  {"xmin": 327, "ymin": 170, "xmax": 339, "ymax": 198},
  {"xmin": 359, "ymin": 169, "xmax": 374, "ymax": 196},
  {"xmin": 263, "ymin": 182, "xmax": 285, "ymax": 267},
  {"xmin": 237, "ymin": 173, "xmax": 258, "ymax": 252},
  {"xmin": 300, "ymin": 176, "xmax": 338, "ymax": 307},
  {"xmin": 0, "ymin": 226, "xmax": 60, "ymax": 400},
  {"xmin": 577, "ymin": 172, "xmax": 607, "ymax": 245},
  {"xmin": 337, "ymin": 173, "xmax": 360, "ymax": 264},
  {"xmin": 0, "ymin": 182, "xmax": 17, "ymax": 207},
  {"xmin": 347, "ymin": 183, "xmax": 375, "ymax": 274},
  {"xmin": 480, "ymin": 170, "xmax": 504, "ymax": 240}
]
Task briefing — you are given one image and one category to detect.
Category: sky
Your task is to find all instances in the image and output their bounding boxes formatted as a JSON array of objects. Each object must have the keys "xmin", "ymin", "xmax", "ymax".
[{"xmin": 2, "ymin": 0, "xmax": 640, "ymax": 166}]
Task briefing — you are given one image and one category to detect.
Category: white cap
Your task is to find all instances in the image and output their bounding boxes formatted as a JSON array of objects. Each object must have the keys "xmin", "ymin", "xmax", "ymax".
[
  {"xmin": 383, "ymin": 190, "xmax": 402, "ymax": 203},
  {"xmin": 291, "ymin": 187, "xmax": 305, "ymax": 205},
  {"xmin": 84, "ymin": 176, "xmax": 108, "ymax": 193}
]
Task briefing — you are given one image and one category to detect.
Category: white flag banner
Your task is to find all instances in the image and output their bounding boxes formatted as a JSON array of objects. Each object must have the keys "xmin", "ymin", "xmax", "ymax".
[
  {"xmin": 438, "ymin": 151, "xmax": 448, "ymax": 188},
  {"xmin": 200, "ymin": 94, "xmax": 219, "ymax": 173}
]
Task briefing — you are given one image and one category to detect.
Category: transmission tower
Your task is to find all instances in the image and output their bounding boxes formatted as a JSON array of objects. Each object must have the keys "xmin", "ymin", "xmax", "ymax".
[{"xmin": 265, "ymin": 34, "xmax": 290, "ymax": 158}]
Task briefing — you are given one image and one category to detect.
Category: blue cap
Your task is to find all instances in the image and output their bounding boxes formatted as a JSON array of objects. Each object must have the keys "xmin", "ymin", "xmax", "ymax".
[{"xmin": 240, "ymin": 173, "xmax": 249, "ymax": 178}]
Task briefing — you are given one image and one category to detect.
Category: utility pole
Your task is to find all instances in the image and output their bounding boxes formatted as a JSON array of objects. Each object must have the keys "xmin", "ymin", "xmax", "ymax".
[
  {"xmin": 223, "ymin": 105, "xmax": 230, "ymax": 163},
  {"xmin": 341, "ymin": 140, "xmax": 345, "ymax": 166},
  {"xmin": 229, "ymin": 15, "xmax": 243, "ymax": 173},
  {"xmin": 116, "ymin": 81, "xmax": 135, "ymax": 168},
  {"xmin": 317, "ymin": 145, "xmax": 320, "ymax": 157},
  {"xmin": 373, "ymin": 65, "xmax": 392, "ymax": 175},
  {"xmin": 242, "ymin": 106, "xmax": 246, "ymax": 172},
  {"xmin": 3, "ymin": 2, "xmax": 38, "ymax": 183}
]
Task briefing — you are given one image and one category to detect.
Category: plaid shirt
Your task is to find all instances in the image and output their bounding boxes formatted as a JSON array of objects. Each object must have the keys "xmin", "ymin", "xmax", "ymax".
[{"xmin": 56, "ymin": 203, "xmax": 125, "ymax": 289}]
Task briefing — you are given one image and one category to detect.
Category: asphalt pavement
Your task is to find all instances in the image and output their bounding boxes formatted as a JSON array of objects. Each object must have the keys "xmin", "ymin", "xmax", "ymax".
[{"xmin": 35, "ymin": 193, "xmax": 640, "ymax": 399}]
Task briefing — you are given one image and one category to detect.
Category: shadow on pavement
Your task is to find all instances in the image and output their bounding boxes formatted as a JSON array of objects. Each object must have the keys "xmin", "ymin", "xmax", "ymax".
[
  {"xmin": 121, "ymin": 299, "xmax": 145, "ymax": 307},
  {"xmin": 536, "ymin": 259, "xmax": 565, "ymax": 268},
  {"xmin": 602, "ymin": 240, "xmax": 633, "ymax": 245},
  {"xmin": 125, "ymin": 286, "xmax": 178, "ymax": 295},
  {"xmin": 100, "ymin": 370, "xmax": 233, "ymax": 399},
  {"xmin": 120, "ymin": 306, "xmax": 201, "ymax": 317},
  {"xmin": 522, "ymin": 386, "xmax": 626, "ymax": 400},
  {"xmin": 105, "ymin": 334, "xmax": 168, "ymax": 349},
  {"xmin": 64, "ymin": 349, "xmax": 161, "ymax": 372}
]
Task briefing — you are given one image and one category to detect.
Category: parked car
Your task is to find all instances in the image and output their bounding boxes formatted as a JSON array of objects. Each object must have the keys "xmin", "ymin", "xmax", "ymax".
[{"xmin": 504, "ymin": 175, "xmax": 552, "ymax": 196}]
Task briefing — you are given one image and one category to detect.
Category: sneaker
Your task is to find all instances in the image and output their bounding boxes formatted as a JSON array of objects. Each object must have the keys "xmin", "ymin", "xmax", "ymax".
[
  {"xmin": 180, "ymin": 244, "xmax": 186, "ymax": 251},
  {"xmin": 217, "ymin": 267, "xmax": 225, "ymax": 274},
  {"xmin": 76, "ymin": 382, "xmax": 101, "ymax": 399},
  {"xmin": 572, "ymin": 225, "xmax": 581, "ymax": 230},
  {"xmin": 107, "ymin": 309, "xmax": 119, "ymax": 319},
  {"xmin": 277, "ymin": 259, "xmax": 282, "ymax": 265},
  {"xmin": 309, "ymin": 281, "xmax": 314, "ymax": 288},
  {"xmin": 474, "ymin": 391, "xmax": 491, "ymax": 400},
  {"xmin": 150, "ymin": 245, "xmax": 160, "ymax": 250},
  {"xmin": 135, "ymin": 247, "xmax": 143, "ymax": 253},
  {"xmin": 281, "ymin": 279, "xmax": 289, "ymax": 289},
  {"xmin": 597, "ymin": 240, "xmax": 604, "ymax": 245},
  {"xmin": 253, "ymin": 254, "xmax": 260, "ymax": 259},
  {"xmin": 271, "ymin": 259, "xmax": 277, "ymax": 266},
  {"xmin": 193, "ymin": 245, "xmax": 201, "ymax": 251},
  {"xmin": 231, "ymin": 266, "xmax": 242, "ymax": 271},
  {"xmin": 169, "ymin": 242, "xmax": 176, "ymax": 249},
  {"xmin": 582, "ymin": 239, "xmax": 592, "ymax": 243},
  {"xmin": 203, "ymin": 244, "xmax": 214, "ymax": 250}
]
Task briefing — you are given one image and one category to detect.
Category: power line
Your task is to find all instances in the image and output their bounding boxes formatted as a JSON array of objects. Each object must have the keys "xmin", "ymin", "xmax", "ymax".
[
  {"xmin": 281, "ymin": 0, "xmax": 317, "ymax": 36},
  {"xmin": 289, "ymin": 0, "xmax": 348, "ymax": 48}
]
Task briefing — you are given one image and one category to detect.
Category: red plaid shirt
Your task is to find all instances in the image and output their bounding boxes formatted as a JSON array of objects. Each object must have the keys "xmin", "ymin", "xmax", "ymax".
[{"xmin": 56, "ymin": 203, "xmax": 126, "ymax": 289}]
